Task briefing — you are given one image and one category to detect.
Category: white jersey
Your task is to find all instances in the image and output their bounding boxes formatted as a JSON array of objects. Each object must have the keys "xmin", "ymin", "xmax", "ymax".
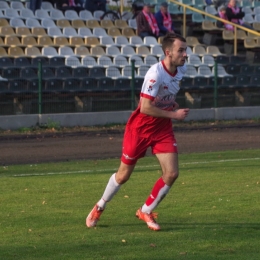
[
  {"xmin": 126, "ymin": 61, "xmax": 187, "ymax": 138},
  {"xmin": 141, "ymin": 61, "xmax": 187, "ymax": 110}
]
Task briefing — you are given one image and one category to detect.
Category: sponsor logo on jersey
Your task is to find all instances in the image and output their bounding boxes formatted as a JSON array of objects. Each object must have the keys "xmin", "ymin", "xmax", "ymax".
[
  {"xmin": 163, "ymin": 86, "xmax": 168, "ymax": 90},
  {"xmin": 123, "ymin": 153, "xmax": 135, "ymax": 160},
  {"xmin": 148, "ymin": 85, "xmax": 153, "ymax": 91},
  {"xmin": 149, "ymin": 79, "xmax": 156, "ymax": 83}
]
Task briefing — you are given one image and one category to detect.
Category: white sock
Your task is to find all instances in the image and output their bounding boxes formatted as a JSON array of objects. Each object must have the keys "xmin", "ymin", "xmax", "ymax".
[{"xmin": 97, "ymin": 173, "xmax": 120, "ymax": 209}]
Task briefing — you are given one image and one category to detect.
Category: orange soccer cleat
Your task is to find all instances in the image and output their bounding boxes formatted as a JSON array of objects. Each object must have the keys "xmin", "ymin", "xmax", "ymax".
[
  {"xmin": 86, "ymin": 204, "xmax": 104, "ymax": 228},
  {"xmin": 135, "ymin": 208, "xmax": 160, "ymax": 231}
]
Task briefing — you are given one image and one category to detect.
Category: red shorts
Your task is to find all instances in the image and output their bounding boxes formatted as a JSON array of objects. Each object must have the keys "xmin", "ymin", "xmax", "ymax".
[{"xmin": 121, "ymin": 129, "xmax": 178, "ymax": 165}]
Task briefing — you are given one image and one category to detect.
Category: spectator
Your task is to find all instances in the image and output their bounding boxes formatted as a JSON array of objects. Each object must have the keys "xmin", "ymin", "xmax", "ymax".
[
  {"xmin": 30, "ymin": 0, "xmax": 42, "ymax": 13},
  {"xmin": 154, "ymin": 2, "xmax": 174, "ymax": 36},
  {"xmin": 84, "ymin": 0, "xmax": 107, "ymax": 13},
  {"xmin": 226, "ymin": 0, "xmax": 253, "ymax": 30},
  {"xmin": 205, "ymin": 0, "xmax": 227, "ymax": 8},
  {"xmin": 217, "ymin": 5, "xmax": 234, "ymax": 30},
  {"xmin": 55, "ymin": 0, "xmax": 85, "ymax": 13},
  {"xmin": 136, "ymin": 3, "xmax": 163, "ymax": 39}
]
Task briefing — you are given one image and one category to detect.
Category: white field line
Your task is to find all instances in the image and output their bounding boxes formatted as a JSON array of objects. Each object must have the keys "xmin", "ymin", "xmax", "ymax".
[{"xmin": 10, "ymin": 157, "xmax": 260, "ymax": 177}]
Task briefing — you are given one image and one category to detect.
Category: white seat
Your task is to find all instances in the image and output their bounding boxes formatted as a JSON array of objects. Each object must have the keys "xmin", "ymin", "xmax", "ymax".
[
  {"xmin": 215, "ymin": 64, "xmax": 231, "ymax": 77},
  {"xmin": 81, "ymin": 56, "xmax": 99, "ymax": 67},
  {"xmin": 41, "ymin": 1, "xmax": 55, "ymax": 11},
  {"xmin": 255, "ymin": 14, "xmax": 260, "ymax": 22},
  {"xmin": 65, "ymin": 10, "xmax": 80, "ymax": 20},
  {"xmin": 193, "ymin": 45, "xmax": 207, "ymax": 56},
  {"xmin": 42, "ymin": 46, "xmax": 59, "ymax": 57},
  {"xmin": 79, "ymin": 10, "xmax": 94, "ymax": 20},
  {"xmin": 9, "ymin": 18, "xmax": 26, "ymax": 28},
  {"xmin": 48, "ymin": 27, "xmax": 63, "ymax": 37},
  {"xmin": 186, "ymin": 46, "xmax": 193, "ymax": 56},
  {"xmin": 4, "ymin": 8, "xmax": 19, "ymax": 18},
  {"xmin": 151, "ymin": 45, "xmax": 164, "ymax": 57},
  {"xmin": 243, "ymin": 14, "xmax": 254, "ymax": 24},
  {"xmin": 114, "ymin": 36, "xmax": 130, "ymax": 46},
  {"xmin": 205, "ymin": 5, "xmax": 218, "ymax": 15},
  {"xmin": 106, "ymin": 46, "xmax": 121, "ymax": 56},
  {"xmin": 65, "ymin": 56, "xmax": 81, "ymax": 67},
  {"xmin": 242, "ymin": 6, "xmax": 254, "ymax": 15},
  {"xmin": 59, "ymin": 46, "xmax": 76, "ymax": 56},
  {"xmin": 106, "ymin": 66, "xmax": 122, "ymax": 79},
  {"xmin": 144, "ymin": 55, "xmax": 158, "ymax": 66},
  {"xmin": 100, "ymin": 36, "xmax": 118, "ymax": 46},
  {"xmin": 93, "ymin": 27, "xmax": 108, "ymax": 37},
  {"xmin": 26, "ymin": 18, "xmax": 42, "ymax": 28},
  {"xmin": 198, "ymin": 64, "xmax": 213, "ymax": 77},
  {"xmin": 128, "ymin": 19, "xmax": 137, "ymax": 29},
  {"xmin": 50, "ymin": 9, "xmax": 65, "ymax": 20},
  {"xmin": 41, "ymin": 18, "xmax": 57, "ymax": 28},
  {"xmin": 35, "ymin": 9, "xmax": 51, "ymax": 20},
  {"xmin": 201, "ymin": 54, "xmax": 215, "ymax": 67},
  {"xmin": 121, "ymin": 45, "xmax": 136, "ymax": 56},
  {"xmin": 130, "ymin": 54, "xmax": 145, "ymax": 67},
  {"xmin": 138, "ymin": 65, "xmax": 150, "ymax": 77},
  {"xmin": 254, "ymin": 7, "xmax": 260, "ymax": 15},
  {"xmin": 10, "ymin": 1, "xmax": 25, "ymax": 9},
  {"xmin": 143, "ymin": 36, "xmax": 159, "ymax": 47},
  {"xmin": 122, "ymin": 65, "xmax": 136, "ymax": 78},
  {"xmin": 63, "ymin": 27, "xmax": 78, "ymax": 37},
  {"xmin": 129, "ymin": 36, "xmax": 144, "ymax": 46},
  {"xmin": 113, "ymin": 55, "xmax": 129, "ymax": 67},
  {"xmin": 187, "ymin": 54, "xmax": 202, "ymax": 67},
  {"xmin": 93, "ymin": 10, "xmax": 104, "ymax": 20},
  {"xmin": 185, "ymin": 64, "xmax": 199, "ymax": 78},
  {"xmin": 20, "ymin": 9, "xmax": 35, "ymax": 19},
  {"xmin": 0, "ymin": 1, "xmax": 10, "ymax": 9},
  {"xmin": 78, "ymin": 27, "xmax": 93, "ymax": 37},
  {"xmin": 97, "ymin": 55, "xmax": 114, "ymax": 67}
]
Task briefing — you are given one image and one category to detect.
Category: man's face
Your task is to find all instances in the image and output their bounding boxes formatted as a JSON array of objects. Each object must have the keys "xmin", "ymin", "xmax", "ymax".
[
  {"xmin": 166, "ymin": 39, "xmax": 187, "ymax": 67},
  {"xmin": 160, "ymin": 6, "xmax": 168, "ymax": 14}
]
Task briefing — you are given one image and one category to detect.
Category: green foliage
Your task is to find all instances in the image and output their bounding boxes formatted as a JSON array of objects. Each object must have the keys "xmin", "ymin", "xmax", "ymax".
[
  {"xmin": 0, "ymin": 150, "xmax": 260, "ymax": 260},
  {"xmin": 40, "ymin": 118, "xmax": 61, "ymax": 130}
]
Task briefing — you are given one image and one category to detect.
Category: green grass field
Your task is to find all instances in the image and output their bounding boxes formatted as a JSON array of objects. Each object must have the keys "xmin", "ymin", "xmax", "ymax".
[{"xmin": 1, "ymin": 150, "xmax": 259, "ymax": 260}]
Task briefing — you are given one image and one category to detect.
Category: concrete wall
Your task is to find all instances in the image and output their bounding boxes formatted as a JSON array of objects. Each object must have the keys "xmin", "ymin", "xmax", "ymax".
[{"xmin": 0, "ymin": 106, "xmax": 260, "ymax": 130}]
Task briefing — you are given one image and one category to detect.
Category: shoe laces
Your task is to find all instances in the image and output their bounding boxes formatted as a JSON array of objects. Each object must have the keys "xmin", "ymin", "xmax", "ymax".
[
  {"xmin": 147, "ymin": 212, "xmax": 158, "ymax": 223},
  {"xmin": 92, "ymin": 207, "xmax": 103, "ymax": 220}
]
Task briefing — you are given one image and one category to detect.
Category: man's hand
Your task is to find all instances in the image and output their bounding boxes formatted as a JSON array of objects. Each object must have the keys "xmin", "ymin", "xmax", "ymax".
[
  {"xmin": 172, "ymin": 102, "xmax": 179, "ymax": 111},
  {"xmin": 173, "ymin": 108, "xmax": 189, "ymax": 120}
]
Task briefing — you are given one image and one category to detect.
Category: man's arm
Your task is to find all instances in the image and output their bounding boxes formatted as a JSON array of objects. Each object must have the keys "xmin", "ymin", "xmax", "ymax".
[
  {"xmin": 155, "ymin": 12, "xmax": 168, "ymax": 33},
  {"xmin": 140, "ymin": 97, "xmax": 189, "ymax": 120}
]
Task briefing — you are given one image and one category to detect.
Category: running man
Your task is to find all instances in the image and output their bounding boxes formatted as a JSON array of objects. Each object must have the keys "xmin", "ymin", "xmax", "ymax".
[{"xmin": 86, "ymin": 33, "xmax": 189, "ymax": 231}]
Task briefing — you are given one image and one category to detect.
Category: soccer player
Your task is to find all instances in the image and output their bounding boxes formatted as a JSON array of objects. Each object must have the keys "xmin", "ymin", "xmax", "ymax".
[{"xmin": 86, "ymin": 33, "xmax": 189, "ymax": 231}]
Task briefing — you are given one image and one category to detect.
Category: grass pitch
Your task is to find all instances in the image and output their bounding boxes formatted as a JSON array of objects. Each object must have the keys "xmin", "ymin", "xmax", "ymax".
[{"xmin": 0, "ymin": 150, "xmax": 259, "ymax": 260}]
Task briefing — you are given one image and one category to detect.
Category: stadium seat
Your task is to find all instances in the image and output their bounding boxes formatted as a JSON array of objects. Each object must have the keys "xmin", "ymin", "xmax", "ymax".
[
  {"xmin": 25, "ymin": 46, "xmax": 42, "ymax": 57},
  {"xmin": 21, "ymin": 35, "xmax": 38, "ymax": 47},
  {"xmin": 186, "ymin": 36, "xmax": 205, "ymax": 47},
  {"xmin": 0, "ymin": 57, "xmax": 15, "ymax": 68},
  {"xmin": 26, "ymin": 18, "xmax": 42, "ymax": 28},
  {"xmin": 114, "ymin": 19, "xmax": 128, "ymax": 29},
  {"xmin": 107, "ymin": 28, "xmax": 122, "ymax": 37},
  {"xmin": 70, "ymin": 36, "xmax": 85, "ymax": 46},
  {"xmin": 106, "ymin": 66, "xmax": 122, "ymax": 79},
  {"xmin": 1, "ymin": 67, "xmax": 20, "ymax": 79},
  {"xmin": 63, "ymin": 78, "xmax": 81, "ymax": 92},
  {"xmin": 78, "ymin": 28, "xmax": 93, "ymax": 37},
  {"xmin": 41, "ymin": 18, "xmax": 57, "ymax": 28},
  {"xmin": 20, "ymin": 67, "xmax": 38, "ymax": 79},
  {"xmin": 151, "ymin": 45, "xmax": 164, "ymax": 57},
  {"xmin": 65, "ymin": 10, "xmax": 79, "ymax": 20},
  {"xmin": 137, "ymin": 65, "xmax": 150, "ymax": 77},
  {"xmin": 106, "ymin": 46, "xmax": 121, "ymax": 56},
  {"xmin": 55, "ymin": 66, "xmax": 73, "ymax": 79},
  {"xmin": 10, "ymin": 1, "xmax": 25, "ymax": 10},
  {"xmin": 225, "ymin": 64, "xmax": 241, "ymax": 75},
  {"xmin": 80, "ymin": 77, "xmax": 98, "ymax": 92},
  {"xmin": 81, "ymin": 56, "xmax": 99, "ymax": 67},
  {"xmin": 5, "ymin": 36, "xmax": 22, "ymax": 47},
  {"xmin": 121, "ymin": 27, "xmax": 136, "ymax": 38},
  {"xmin": 88, "ymin": 66, "xmax": 106, "ymax": 78},
  {"xmin": 8, "ymin": 46, "xmax": 25, "ymax": 57},
  {"xmin": 193, "ymin": 76, "xmax": 209, "ymax": 89},
  {"xmin": 98, "ymin": 55, "xmax": 114, "ymax": 67},
  {"xmin": 90, "ymin": 46, "xmax": 106, "ymax": 56},
  {"xmin": 63, "ymin": 27, "xmax": 78, "ymax": 37},
  {"xmin": 236, "ymin": 74, "xmax": 250, "ymax": 88},
  {"xmin": 14, "ymin": 57, "xmax": 32, "ymax": 68},
  {"xmin": 4, "ymin": 8, "xmax": 19, "ymax": 19},
  {"xmin": 35, "ymin": 10, "xmax": 51, "ymax": 20},
  {"xmin": 193, "ymin": 45, "xmax": 207, "ymax": 56},
  {"xmin": 198, "ymin": 64, "xmax": 213, "ymax": 77},
  {"xmin": 86, "ymin": 20, "xmax": 101, "ymax": 29},
  {"xmin": 72, "ymin": 67, "xmax": 89, "ymax": 78},
  {"xmin": 41, "ymin": 1, "xmax": 55, "ymax": 11},
  {"xmin": 75, "ymin": 46, "xmax": 90, "ymax": 56},
  {"xmin": 113, "ymin": 55, "xmax": 129, "ymax": 67},
  {"xmin": 136, "ymin": 46, "xmax": 151, "ymax": 56},
  {"xmin": 71, "ymin": 19, "xmax": 85, "ymax": 29},
  {"xmin": 114, "ymin": 77, "xmax": 131, "ymax": 90},
  {"xmin": 215, "ymin": 55, "xmax": 229, "ymax": 64},
  {"xmin": 201, "ymin": 54, "xmax": 215, "ymax": 67},
  {"xmin": 79, "ymin": 10, "xmax": 94, "ymax": 20},
  {"xmin": 65, "ymin": 56, "xmax": 81, "ymax": 67},
  {"xmin": 9, "ymin": 18, "xmax": 26, "ymax": 27},
  {"xmin": 50, "ymin": 9, "xmax": 65, "ymax": 20},
  {"xmin": 93, "ymin": 27, "xmax": 108, "ymax": 37},
  {"xmin": 219, "ymin": 76, "xmax": 237, "ymax": 89},
  {"xmin": 44, "ymin": 78, "xmax": 63, "ymax": 92},
  {"xmin": 32, "ymin": 27, "xmax": 47, "ymax": 36},
  {"xmin": 188, "ymin": 54, "xmax": 202, "ymax": 67},
  {"xmin": 100, "ymin": 19, "xmax": 114, "ymax": 29},
  {"xmin": 59, "ymin": 46, "xmax": 76, "ymax": 57},
  {"xmin": 49, "ymin": 56, "xmax": 66, "ymax": 67},
  {"xmin": 42, "ymin": 46, "xmax": 59, "ymax": 57},
  {"xmin": 48, "ymin": 27, "xmax": 63, "ymax": 37},
  {"xmin": 31, "ymin": 56, "xmax": 49, "ymax": 67},
  {"xmin": 54, "ymin": 36, "xmax": 70, "ymax": 46},
  {"xmin": 144, "ymin": 55, "xmax": 158, "ymax": 66},
  {"xmin": 97, "ymin": 77, "xmax": 115, "ymax": 91},
  {"xmin": 121, "ymin": 45, "xmax": 136, "ymax": 56},
  {"xmin": 99, "ymin": 36, "xmax": 117, "ymax": 46}
]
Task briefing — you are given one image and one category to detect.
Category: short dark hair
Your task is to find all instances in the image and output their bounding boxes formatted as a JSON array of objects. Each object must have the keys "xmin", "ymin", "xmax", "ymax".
[{"xmin": 161, "ymin": 33, "xmax": 186, "ymax": 54}]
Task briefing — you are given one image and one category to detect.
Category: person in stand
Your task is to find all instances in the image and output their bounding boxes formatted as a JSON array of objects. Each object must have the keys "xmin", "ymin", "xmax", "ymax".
[
  {"xmin": 84, "ymin": 0, "xmax": 107, "ymax": 13},
  {"xmin": 217, "ymin": 5, "xmax": 234, "ymax": 30},
  {"xmin": 225, "ymin": 0, "xmax": 253, "ymax": 30},
  {"xmin": 154, "ymin": 2, "xmax": 175, "ymax": 36},
  {"xmin": 30, "ymin": 0, "xmax": 42, "ymax": 13},
  {"xmin": 86, "ymin": 32, "xmax": 190, "ymax": 231},
  {"xmin": 136, "ymin": 3, "xmax": 164, "ymax": 39},
  {"xmin": 55, "ymin": 0, "xmax": 85, "ymax": 13}
]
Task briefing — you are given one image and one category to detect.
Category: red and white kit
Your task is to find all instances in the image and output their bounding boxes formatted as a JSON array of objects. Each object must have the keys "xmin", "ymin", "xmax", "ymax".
[{"xmin": 121, "ymin": 61, "xmax": 187, "ymax": 165}]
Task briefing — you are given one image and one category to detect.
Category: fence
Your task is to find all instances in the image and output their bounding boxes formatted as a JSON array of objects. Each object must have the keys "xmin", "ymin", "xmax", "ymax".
[{"xmin": 0, "ymin": 57, "xmax": 260, "ymax": 116}]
